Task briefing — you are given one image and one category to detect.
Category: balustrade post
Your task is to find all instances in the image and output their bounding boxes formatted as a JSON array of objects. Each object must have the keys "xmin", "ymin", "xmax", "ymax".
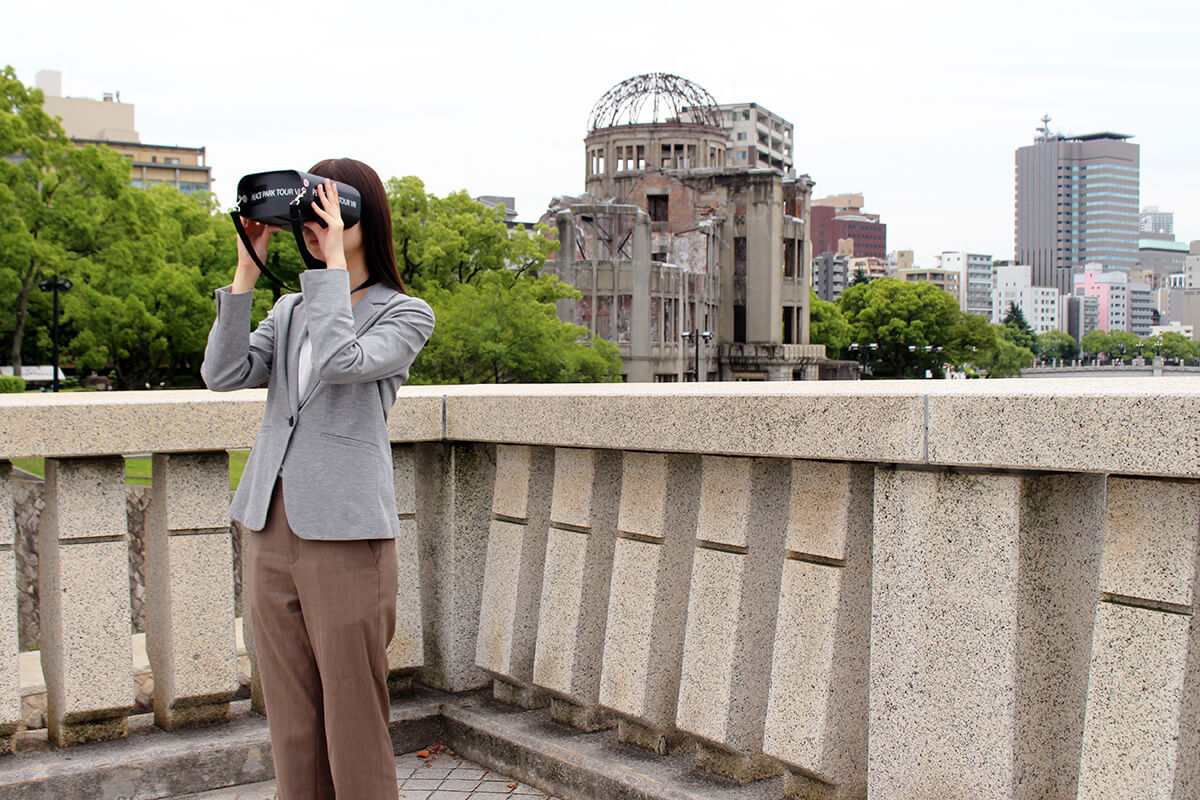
[
  {"xmin": 414, "ymin": 442, "xmax": 495, "ymax": 693},
  {"xmin": 40, "ymin": 456, "xmax": 133, "ymax": 746},
  {"xmin": 870, "ymin": 468, "xmax": 1107, "ymax": 800},
  {"xmin": 475, "ymin": 444, "xmax": 554, "ymax": 707},
  {"xmin": 387, "ymin": 444, "xmax": 424, "ymax": 694},
  {"xmin": 763, "ymin": 461, "xmax": 873, "ymax": 799},
  {"xmin": 1077, "ymin": 477, "xmax": 1200, "ymax": 799},
  {"xmin": 675, "ymin": 455, "xmax": 790, "ymax": 783},
  {"xmin": 532, "ymin": 447, "xmax": 621, "ymax": 731},
  {"xmin": 0, "ymin": 462, "xmax": 19, "ymax": 752},
  {"xmin": 145, "ymin": 452, "xmax": 238, "ymax": 730},
  {"xmin": 600, "ymin": 451, "xmax": 700, "ymax": 754}
]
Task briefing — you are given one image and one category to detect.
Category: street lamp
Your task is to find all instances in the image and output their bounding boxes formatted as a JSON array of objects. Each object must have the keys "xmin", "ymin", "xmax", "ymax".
[
  {"xmin": 680, "ymin": 329, "xmax": 713, "ymax": 382},
  {"xmin": 37, "ymin": 275, "xmax": 73, "ymax": 393},
  {"xmin": 847, "ymin": 342, "xmax": 878, "ymax": 376}
]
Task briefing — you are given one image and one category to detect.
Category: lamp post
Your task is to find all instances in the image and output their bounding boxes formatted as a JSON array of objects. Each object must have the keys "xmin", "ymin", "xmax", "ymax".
[
  {"xmin": 847, "ymin": 342, "xmax": 878, "ymax": 377},
  {"xmin": 37, "ymin": 275, "xmax": 73, "ymax": 393},
  {"xmin": 680, "ymin": 329, "xmax": 713, "ymax": 382}
]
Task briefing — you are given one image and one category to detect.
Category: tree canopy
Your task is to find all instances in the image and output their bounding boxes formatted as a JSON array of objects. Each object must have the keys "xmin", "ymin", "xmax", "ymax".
[
  {"xmin": 808, "ymin": 289, "xmax": 851, "ymax": 358},
  {"xmin": 838, "ymin": 278, "xmax": 960, "ymax": 377},
  {"xmin": 1, "ymin": 69, "xmax": 620, "ymax": 388}
]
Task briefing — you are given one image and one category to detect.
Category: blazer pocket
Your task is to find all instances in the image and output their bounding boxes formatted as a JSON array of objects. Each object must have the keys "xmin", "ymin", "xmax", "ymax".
[{"xmin": 318, "ymin": 431, "xmax": 379, "ymax": 451}]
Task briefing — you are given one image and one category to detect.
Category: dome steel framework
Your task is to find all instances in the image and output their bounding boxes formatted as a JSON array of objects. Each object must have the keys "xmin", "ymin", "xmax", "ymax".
[{"xmin": 587, "ymin": 73, "xmax": 721, "ymax": 133}]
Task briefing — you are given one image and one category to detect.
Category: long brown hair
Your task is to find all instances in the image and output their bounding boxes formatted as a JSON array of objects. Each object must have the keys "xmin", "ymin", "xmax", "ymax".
[{"xmin": 308, "ymin": 158, "xmax": 406, "ymax": 294}]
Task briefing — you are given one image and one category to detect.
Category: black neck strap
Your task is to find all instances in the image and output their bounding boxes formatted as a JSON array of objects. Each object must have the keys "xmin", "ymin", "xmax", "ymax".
[
  {"xmin": 230, "ymin": 211, "xmax": 297, "ymax": 292},
  {"xmin": 230, "ymin": 210, "xmax": 376, "ymax": 296}
]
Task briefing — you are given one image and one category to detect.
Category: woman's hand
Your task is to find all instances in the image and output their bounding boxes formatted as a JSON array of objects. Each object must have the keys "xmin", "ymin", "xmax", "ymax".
[
  {"xmin": 305, "ymin": 180, "xmax": 347, "ymax": 271},
  {"xmin": 233, "ymin": 218, "xmax": 274, "ymax": 293}
]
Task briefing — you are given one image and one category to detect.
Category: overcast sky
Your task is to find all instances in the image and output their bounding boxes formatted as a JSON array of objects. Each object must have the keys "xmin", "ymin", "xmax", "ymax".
[{"xmin": 6, "ymin": 0, "xmax": 1198, "ymax": 267}]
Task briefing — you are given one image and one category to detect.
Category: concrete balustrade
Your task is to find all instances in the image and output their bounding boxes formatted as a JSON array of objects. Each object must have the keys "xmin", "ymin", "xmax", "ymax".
[
  {"xmin": 4, "ymin": 381, "xmax": 1200, "ymax": 799},
  {"xmin": 676, "ymin": 455, "xmax": 789, "ymax": 782},
  {"xmin": 146, "ymin": 452, "xmax": 238, "ymax": 730},
  {"xmin": 532, "ymin": 447, "xmax": 621, "ymax": 730},
  {"xmin": 40, "ymin": 456, "xmax": 134, "ymax": 746},
  {"xmin": 476, "ymin": 444, "xmax": 554, "ymax": 707},
  {"xmin": 387, "ymin": 444, "xmax": 425, "ymax": 692},
  {"xmin": 601, "ymin": 450, "xmax": 699, "ymax": 754},
  {"xmin": 1076, "ymin": 477, "xmax": 1200, "ymax": 799}
]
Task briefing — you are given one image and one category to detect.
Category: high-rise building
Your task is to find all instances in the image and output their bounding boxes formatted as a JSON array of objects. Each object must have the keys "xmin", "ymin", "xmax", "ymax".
[
  {"xmin": 1138, "ymin": 235, "xmax": 1190, "ymax": 288},
  {"xmin": 811, "ymin": 194, "xmax": 887, "ymax": 259},
  {"xmin": 1014, "ymin": 118, "xmax": 1139, "ymax": 298},
  {"xmin": 992, "ymin": 264, "xmax": 1061, "ymax": 334},
  {"xmin": 812, "ymin": 252, "xmax": 849, "ymax": 303},
  {"xmin": 1140, "ymin": 205, "xmax": 1174, "ymax": 235},
  {"xmin": 1073, "ymin": 265, "xmax": 1151, "ymax": 335},
  {"xmin": 937, "ymin": 251, "xmax": 994, "ymax": 318},
  {"xmin": 35, "ymin": 70, "xmax": 211, "ymax": 195}
]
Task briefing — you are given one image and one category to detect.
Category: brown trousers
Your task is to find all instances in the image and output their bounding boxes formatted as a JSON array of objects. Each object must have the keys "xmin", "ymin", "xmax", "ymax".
[{"xmin": 247, "ymin": 482, "xmax": 399, "ymax": 800}]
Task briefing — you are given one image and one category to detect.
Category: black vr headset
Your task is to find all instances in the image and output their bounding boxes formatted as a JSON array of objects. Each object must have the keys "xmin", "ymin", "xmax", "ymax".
[{"xmin": 231, "ymin": 170, "xmax": 364, "ymax": 290}]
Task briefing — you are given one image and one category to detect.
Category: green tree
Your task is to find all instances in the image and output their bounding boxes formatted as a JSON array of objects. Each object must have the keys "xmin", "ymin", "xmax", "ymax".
[
  {"xmin": 1036, "ymin": 330, "xmax": 1079, "ymax": 362},
  {"xmin": 1001, "ymin": 302, "xmax": 1037, "ymax": 353},
  {"xmin": 1147, "ymin": 331, "xmax": 1198, "ymax": 363},
  {"xmin": 838, "ymin": 278, "xmax": 959, "ymax": 377},
  {"xmin": 849, "ymin": 267, "xmax": 869, "ymax": 287},
  {"xmin": 976, "ymin": 337, "xmax": 1035, "ymax": 377},
  {"xmin": 387, "ymin": 178, "xmax": 623, "ymax": 385},
  {"xmin": 62, "ymin": 184, "xmax": 227, "ymax": 388},
  {"xmin": 0, "ymin": 66, "xmax": 126, "ymax": 375},
  {"xmin": 945, "ymin": 312, "xmax": 999, "ymax": 369},
  {"xmin": 1108, "ymin": 330, "xmax": 1142, "ymax": 363},
  {"xmin": 809, "ymin": 290, "xmax": 851, "ymax": 357},
  {"xmin": 410, "ymin": 271, "xmax": 621, "ymax": 384},
  {"xmin": 387, "ymin": 177, "xmax": 557, "ymax": 291},
  {"xmin": 1080, "ymin": 329, "xmax": 1115, "ymax": 361}
]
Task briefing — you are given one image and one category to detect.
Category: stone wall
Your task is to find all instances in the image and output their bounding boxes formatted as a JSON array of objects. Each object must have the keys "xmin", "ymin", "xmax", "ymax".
[{"xmin": 3, "ymin": 383, "xmax": 1200, "ymax": 797}]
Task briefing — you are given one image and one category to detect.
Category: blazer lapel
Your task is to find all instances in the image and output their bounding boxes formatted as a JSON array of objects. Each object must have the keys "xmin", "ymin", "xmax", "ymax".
[
  {"xmin": 297, "ymin": 284, "xmax": 395, "ymax": 411},
  {"xmin": 286, "ymin": 298, "xmax": 306, "ymax": 418},
  {"xmin": 352, "ymin": 283, "xmax": 391, "ymax": 334}
]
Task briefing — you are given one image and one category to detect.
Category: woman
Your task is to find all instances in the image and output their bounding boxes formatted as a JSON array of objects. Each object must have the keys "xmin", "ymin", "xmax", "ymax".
[{"xmin": 202, "ymin": 158, "xmax": 434, "ymax": 800}]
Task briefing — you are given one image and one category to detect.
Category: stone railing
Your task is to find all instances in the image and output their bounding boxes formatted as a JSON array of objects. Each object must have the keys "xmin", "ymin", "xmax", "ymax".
[{"xmin": 3, "ymin": 380, "xmax": 1200, "ymax": 799}]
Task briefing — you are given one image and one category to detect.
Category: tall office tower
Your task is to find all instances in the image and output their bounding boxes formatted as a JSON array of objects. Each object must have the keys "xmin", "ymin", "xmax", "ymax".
[
  {"xmin": 1014, "ymin": 117, "xmax": 1139, "ymax": 298},
  {"xmin": 1140, "ymin": 205, "xmax": 1174, "ymax": 235}
]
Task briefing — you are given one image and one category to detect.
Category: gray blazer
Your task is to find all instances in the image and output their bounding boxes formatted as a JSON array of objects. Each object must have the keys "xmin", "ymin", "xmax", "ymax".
[{"xmin": 201, "ymin": 269, "xmax": 435, "ymax": 540}]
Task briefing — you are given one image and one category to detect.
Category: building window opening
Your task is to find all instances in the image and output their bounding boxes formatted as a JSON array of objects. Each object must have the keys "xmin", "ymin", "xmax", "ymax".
[
  {"xmin": 636, "ymin": 145, "xmax": 645, "ymax": 171},
  {"xmin": 734, "ymin": 305, "xmax": 747, "ymax": 343},
  {"xmin": 648, "ymin": 194, "xmax": 669, "ymax": 223}
]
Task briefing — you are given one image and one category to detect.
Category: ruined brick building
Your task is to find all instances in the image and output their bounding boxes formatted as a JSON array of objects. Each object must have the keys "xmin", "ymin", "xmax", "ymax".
[{"xmin": 541, "ymin": 73, "xmax": 834, "ymax": 382}]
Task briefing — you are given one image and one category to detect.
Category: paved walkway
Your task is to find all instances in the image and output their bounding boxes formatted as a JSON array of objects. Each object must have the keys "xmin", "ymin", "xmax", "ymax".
[{"xmin": 176, "ymin": 746, "xmax": 560, "ymax": 799}]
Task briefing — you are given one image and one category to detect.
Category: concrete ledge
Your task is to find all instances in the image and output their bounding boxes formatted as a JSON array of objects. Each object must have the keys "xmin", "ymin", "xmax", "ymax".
[
  {"xmin": 6, "ymin": 378, "xmax": 1200, "ymax": 476},
  {"xmin": 0, "ymin": 688, "xmax": 784, "ymax": 800},
  {"xmin": 0, "ymin": 694, "xmax": 443, "ymax": 800},
  {"xmin": 0, "ymin": 388, "xmax": 445, "ymax": 458},
  {"xmin": 442, "ymin": 694, "xmax": 784, "ymax": 800}
]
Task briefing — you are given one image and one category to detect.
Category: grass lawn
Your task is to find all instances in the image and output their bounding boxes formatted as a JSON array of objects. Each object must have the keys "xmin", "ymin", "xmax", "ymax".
[{"xmin": 11, "ymin": 450, "xmax": 250, "ymax": 490}]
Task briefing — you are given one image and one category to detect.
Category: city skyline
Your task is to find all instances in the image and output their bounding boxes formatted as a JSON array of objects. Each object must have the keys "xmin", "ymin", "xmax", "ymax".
[{"xmin": 5, "ymin": 0, "xmax": 1197, "ymax": 268}]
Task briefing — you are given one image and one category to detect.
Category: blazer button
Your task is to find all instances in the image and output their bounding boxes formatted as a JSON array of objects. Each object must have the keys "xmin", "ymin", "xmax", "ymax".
[{"xmin": 288, "ymin": 416, "xmax": 295, "ymax": 427}]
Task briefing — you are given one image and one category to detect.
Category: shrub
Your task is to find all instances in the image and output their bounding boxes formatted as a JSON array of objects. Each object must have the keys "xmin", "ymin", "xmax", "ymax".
[{"xmin": 0, "ymin": 375, "xmax": 27, "ymax": 393}]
